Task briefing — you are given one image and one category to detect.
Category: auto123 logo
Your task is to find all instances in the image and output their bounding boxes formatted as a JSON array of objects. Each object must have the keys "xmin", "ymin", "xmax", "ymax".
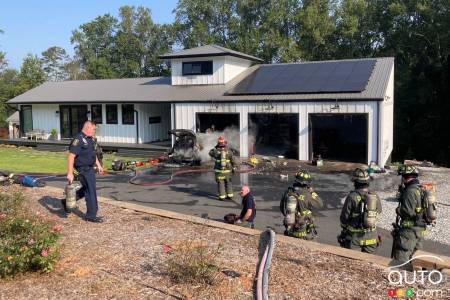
[{"xmin": 386, "ymin": 255, "xmax": 449, "ymax": 299}]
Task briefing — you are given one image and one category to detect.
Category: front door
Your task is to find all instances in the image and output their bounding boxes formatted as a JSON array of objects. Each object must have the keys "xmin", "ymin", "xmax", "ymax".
[{"xmin": 60, "ymin": 105, "xmax": 88, "ymax": 139}]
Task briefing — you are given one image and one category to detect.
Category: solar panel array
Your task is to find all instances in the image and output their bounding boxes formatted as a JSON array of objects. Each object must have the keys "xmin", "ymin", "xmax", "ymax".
[{"xmin": 227, "ymin": 59, "xmax": 376, "ymax": 95}]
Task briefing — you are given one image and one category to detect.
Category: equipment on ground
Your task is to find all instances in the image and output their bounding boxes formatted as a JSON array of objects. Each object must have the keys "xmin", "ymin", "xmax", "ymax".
[
  {"xmin": 64, "ymin": 181, "xmax": 82, "ymax": 212},
  {"xmin": 21, "ymin": 175, "xmax": 45, "ymax": 187},
  {"xmin": 224, "ymin": 213, "xmax": 238, "ymax": 224}
]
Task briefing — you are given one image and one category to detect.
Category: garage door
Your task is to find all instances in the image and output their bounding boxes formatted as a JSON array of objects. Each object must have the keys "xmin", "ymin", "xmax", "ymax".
[
  {"xmin": 249, "ymin": 113, "xmax": 298, "ymax": 159},
  {"xmin": 309, "ymin": 114, "xmax": 368, "ymax": 163}
]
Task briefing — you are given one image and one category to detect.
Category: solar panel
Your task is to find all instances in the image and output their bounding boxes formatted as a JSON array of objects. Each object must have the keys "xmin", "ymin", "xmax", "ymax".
[{"xmin": 227, "ymin": 59, "xmax": 376, "ymax": 95}]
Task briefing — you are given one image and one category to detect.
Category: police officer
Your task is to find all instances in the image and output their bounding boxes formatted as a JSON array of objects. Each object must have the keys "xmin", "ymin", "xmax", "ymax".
[
  {"xmin": 66, "ymin": 121, "xmax": 104, "ymax": 223},
  {"xmin": 339, "ymin": 168, "xmax": 382, "ymax": 253},
  {"xmin": 209, "ymin": 136, "xmax": 236, "ymax": 200},
  {"xmin": 280, "ymin": 170, "xmax": 323, "ymax": 239},
  {"xmin": 392, "ymin": 165, "xmax": 426, "ymax": 263}
]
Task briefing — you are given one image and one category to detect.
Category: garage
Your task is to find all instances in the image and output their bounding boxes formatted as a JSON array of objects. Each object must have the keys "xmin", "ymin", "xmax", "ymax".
[
  {"xmin": 249, "ymin": 113, "xmax": 298, "ymax": 159},
  {"xmin": 309, "ymin": 114, "xmax": 368, "ymax": 163},
  {"xmin": 195, "ymin": 113, "xmax": 239, "ymax": 133}
]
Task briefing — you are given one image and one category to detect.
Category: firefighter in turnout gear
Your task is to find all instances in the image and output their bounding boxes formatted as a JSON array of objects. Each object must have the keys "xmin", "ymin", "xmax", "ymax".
[
  {"xmin": 392, "ymin": 165, "xmax": 431, "ymax": 264},
  {"xmin": 280, "ymin": 170, "xmax": 323, "ymax": 240},
  {"xmin": 209, "ymin": 136, "xmax": 236, "ymax": 200},
  {"xmin": 339, "ymin": 168, "xmax": 382, "ymax": 253}
]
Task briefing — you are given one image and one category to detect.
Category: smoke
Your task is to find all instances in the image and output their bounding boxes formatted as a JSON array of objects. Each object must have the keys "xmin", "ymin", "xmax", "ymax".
[{"xmin": 197, "ymin": 126, "xmax": 242, "ymax": 163}]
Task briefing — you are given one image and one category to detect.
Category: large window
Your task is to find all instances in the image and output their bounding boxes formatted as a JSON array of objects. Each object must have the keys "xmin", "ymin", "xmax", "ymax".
[
  {"xmin": 122, "ymin": 104, "xmax": 134, "ymax": 125},
  {"xmin": 91, "ymin": 104, "xmax": 102, "ymax": 124},
  {"xmin": 20, "ymin": 105, "xmax": 33, "ymax": 135},
  {"xmin": 106, "ymin": 104, "xmax": 118, "ymax": 124},
  {"xmin": 182, "ymin": 61, "xmax": 213, "ymax": 76}
]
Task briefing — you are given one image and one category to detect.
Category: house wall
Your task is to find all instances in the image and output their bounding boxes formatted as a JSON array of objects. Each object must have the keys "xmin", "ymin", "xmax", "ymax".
[
  {"xmin": 136, "ymin": 103, "xmax": 171, "ymax": 143},
  {"xmin": 378, "ymin": 66, "xmax": 395, "ymax": 167},
  {"xmin": 29, "ymin": 104, "xmax": 61, "ymax": 139},
  {"xmin": 224, "ymin": 56, "xmax": 253, "ymax": 83},
  {"xmin": 171, "ymin": 56, "xmax": 252, "ymax": 85},
  {"xmin": 25, "ymin": 103, "xmax": 170, "ymax": 144},
  {"xmin": 174, "ymin": 101, "xmax": 379, "ymax": 164}
]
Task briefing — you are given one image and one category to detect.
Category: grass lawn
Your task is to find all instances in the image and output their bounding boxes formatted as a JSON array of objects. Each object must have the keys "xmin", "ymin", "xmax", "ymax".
[{"xmin": 0, "ymin": 145, "xmax": 146, "ymax": 174}]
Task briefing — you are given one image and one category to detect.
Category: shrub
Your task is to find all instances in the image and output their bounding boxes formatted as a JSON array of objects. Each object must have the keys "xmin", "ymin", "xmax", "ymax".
[
  {"xmin": 166, "ymin": 240, "xmax": 222, "ymax": 285},
  {"xmin": 0, "ymin": 192, "xmax": 61, "ymax": 278}
]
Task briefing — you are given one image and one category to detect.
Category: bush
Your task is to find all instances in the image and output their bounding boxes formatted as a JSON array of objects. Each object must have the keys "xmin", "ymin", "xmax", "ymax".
[
  {"xmin": 0, "ymin": 192, "xmax": 61, "ymax": 278},
  {"xmin": 166, "ymin": 240, "xmax": 222, "ymax": 285}
]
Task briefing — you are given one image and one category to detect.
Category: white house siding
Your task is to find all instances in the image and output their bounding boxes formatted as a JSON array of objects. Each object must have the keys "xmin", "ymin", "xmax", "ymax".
[
  {"xmin": 171, "ymin": 57, "xmax": 225, "ymax": 85},
  {"xmin": 224, "ymin": 56, "xmax": 253, "ymax": 83},
  {"xmin": 89, "ymin": 104, "xmax": 135, "ymax": 144},
  {"xmin": 136, "ymin": 103, "xmax": 171, "ymax": 143},
  {"xmin": 378, "ymin": 66, "xmax": 394, "ymax": 167},
  {"xmin": 174, "ymin": 101, "xmax": 379, "ymax": 164},
  {"xmin": 29, "ymin": 104, "xmax": 61, "ymax": 139}
]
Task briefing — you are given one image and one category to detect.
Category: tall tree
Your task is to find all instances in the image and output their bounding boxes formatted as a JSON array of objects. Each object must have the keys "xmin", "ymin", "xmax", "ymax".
[
  {"xmin": 18, "ymin": 54, "xmax": 46, "ymax": 90},
  {"xmin": 41, "ymin": 46, "xmax": 69, "ymax": 81},
  {"xmin": 71, "ymin": 14, "xmax": 118, "ymax": 79}
]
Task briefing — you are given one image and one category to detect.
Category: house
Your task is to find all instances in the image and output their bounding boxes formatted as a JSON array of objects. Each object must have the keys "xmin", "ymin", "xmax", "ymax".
[
  {"xmin": 6, "ymin": 111, "xmax": 20, "ymax": 139},
  {"xmin": 7, "ymin": 44, "xmax": 394, "ymax": 166}
]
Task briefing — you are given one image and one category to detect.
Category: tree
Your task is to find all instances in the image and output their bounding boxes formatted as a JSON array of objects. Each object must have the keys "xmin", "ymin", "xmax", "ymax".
[
  {"xmin": 41, "ymin": 46, "xmax": 69, "ymax": 81},
  {"xmin": 64, "ymin": 58, "xmax": 88, "ymax": 80},
  {"xmin": 18, "ymin": 54, "xmax": 46, "ymax": 90}
]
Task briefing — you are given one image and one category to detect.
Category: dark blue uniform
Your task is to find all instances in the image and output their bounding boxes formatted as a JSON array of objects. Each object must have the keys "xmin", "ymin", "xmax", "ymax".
[
  {"xmin": 69, "ymin": 132, "xmax": 98, "ymax": 219},
  {"xmin": 240, "ymin": 193, "xmax": 256, "ymax": 228}
]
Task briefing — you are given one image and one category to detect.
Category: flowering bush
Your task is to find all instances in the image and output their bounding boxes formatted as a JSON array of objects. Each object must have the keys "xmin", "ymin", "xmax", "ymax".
[{"xmin": 0, "ymin": 191, "xmax": 61, "ymax": 278}]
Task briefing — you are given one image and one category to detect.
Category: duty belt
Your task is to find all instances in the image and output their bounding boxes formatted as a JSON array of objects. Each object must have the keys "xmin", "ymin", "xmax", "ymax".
[{"xmin": 76, "ymin": 165, "xmax": 94, "ymax": 172}]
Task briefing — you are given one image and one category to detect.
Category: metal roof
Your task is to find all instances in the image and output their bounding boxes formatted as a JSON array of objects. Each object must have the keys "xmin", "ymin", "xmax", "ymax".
[
  {"xmin": 8, "ymin": 57, "xmax": 394, "ymax": 104},
  {"xmin": 159, "ymin": 44, "xmax": 264, "ymax": 63}
]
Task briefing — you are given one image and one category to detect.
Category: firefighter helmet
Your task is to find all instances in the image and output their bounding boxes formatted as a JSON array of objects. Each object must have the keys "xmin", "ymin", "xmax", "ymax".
[
  {"xmin": 397, "ymin": 165, "xmax": 419, "ymax": 177},
  {"xmin": 295, "ymin": 170, "xmax": 312, "ymax": 184},
  {"xmin": 217, "ymin": 136, "xmax": 226, "ymax": 147},
  {"xmin": 351, "ymin": 168, "xmax": 370, "ymax": 183}
]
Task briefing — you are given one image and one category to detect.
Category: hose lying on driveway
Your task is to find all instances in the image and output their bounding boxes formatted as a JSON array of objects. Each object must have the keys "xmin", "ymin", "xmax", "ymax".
[
  {"xmin": 129, "ymin": 162, "xmax": 256, "ymax": 186},
  {"xmin": 256, "ymin": 228, "xmax": 275, "ymax": 300}
]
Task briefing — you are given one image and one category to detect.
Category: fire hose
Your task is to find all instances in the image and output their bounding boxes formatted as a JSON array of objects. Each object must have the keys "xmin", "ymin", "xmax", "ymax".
[
  {"xmin": 256, "ymin": 228, "xmax": 275, "ymax": 300},
  {"xmin": 129, "ymin": 161, "xmax": 256, "ymax": 186}
]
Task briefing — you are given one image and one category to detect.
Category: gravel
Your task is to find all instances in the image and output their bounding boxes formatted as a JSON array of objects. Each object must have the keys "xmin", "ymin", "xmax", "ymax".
[{"xmin": 376, "ymin": 167, "xmax": 450, "ymax": 246}]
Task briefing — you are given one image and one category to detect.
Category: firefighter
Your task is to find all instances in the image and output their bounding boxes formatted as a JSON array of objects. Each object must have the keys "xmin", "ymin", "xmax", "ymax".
[
  {"xmin": 280, "ymin": 170, "xmax": 323, "ymax": 239},
  {"xmin": 392, "ymin": 165, "xmax": 427, "ymax": 263},
  {"xmin": 209, "ymin": 136, "xmax": 236, "ymax": 200},
  {"xmin": 338, "ymin": 168, "xmax": 382, "ymax": 253}
]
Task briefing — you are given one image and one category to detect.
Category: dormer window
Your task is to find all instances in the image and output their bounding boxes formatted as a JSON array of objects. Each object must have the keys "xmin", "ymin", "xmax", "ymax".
[{"xmin": 182, "ymin": 61, "xmax": 213, "ymax": 76}]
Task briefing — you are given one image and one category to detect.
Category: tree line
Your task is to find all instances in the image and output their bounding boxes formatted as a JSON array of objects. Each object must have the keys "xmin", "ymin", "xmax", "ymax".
[{"xmin": 0, "ymin": 1, "xmax": 449, "ymax": 165}]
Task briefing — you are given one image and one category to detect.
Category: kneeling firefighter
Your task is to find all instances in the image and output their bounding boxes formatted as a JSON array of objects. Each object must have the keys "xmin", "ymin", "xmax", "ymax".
[
  {"xmin": 209, "ymin": 136, "xmax": 236, "ymax": 200},
  {"xmin": 338, "ymin": 168, "xmax": 382, "ymax": 253},
  {"xmin": 280, "ymin": 170, "xmax": 323, "ymax": 240}
]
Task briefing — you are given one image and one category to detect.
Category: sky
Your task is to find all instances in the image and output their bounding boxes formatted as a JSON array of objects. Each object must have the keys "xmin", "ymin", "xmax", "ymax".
[{"xmin": 0, "ymin": 0, "xmax": 178, "ymax": 69}]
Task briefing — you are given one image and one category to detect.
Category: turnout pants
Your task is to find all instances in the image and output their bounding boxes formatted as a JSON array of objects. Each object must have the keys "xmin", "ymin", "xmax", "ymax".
[
  {"xmin": 339, "ymin": 229, "xmax": 378, "ymax": 254},
  {"xmin": 392, "ymin": 227, "xmax": 425, "ymax": 264},
  {"xmin": 215, "ymin": 172, "xmax": 233, "ymax": 200},
  {"xmin": 76, "ymin": 167, "xmax": 98, "ymax": 219}
]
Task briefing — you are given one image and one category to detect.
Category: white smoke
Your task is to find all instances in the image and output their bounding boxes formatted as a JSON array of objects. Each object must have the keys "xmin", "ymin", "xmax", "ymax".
[{"xmin": 196, "ymin": 126, "xmax": 242, "ymax": 163}]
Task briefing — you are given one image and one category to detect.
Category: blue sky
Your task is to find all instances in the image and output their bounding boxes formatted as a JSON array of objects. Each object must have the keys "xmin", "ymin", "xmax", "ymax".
[{"xmin": 0, "ymin": 0, "xmax": 178, "ymax": 69}]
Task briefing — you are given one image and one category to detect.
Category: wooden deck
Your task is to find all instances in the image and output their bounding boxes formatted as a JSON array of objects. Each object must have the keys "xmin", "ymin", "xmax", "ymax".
[{"xmin": 0, "ymin": 138, "xmax": 171, "ymax": 157}]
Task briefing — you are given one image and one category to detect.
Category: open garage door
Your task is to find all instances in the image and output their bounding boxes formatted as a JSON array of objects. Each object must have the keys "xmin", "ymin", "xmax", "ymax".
[
  {"xmin": 309, "ymin": 114, "xmax": 368, "ymax": 163},
  {"xmin": 249, "ymin": 113, "xmax": 298, "ymax": 159},
  {"xmin": 196, "ymin": 113, "xmax": 239, "ymax": 133}
]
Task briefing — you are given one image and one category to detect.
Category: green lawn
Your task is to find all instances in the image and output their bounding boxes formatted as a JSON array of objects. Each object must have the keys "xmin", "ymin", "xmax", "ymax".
[{"xmin": 0, "ymin": 145, "xmax": 146, "ymax": 174}]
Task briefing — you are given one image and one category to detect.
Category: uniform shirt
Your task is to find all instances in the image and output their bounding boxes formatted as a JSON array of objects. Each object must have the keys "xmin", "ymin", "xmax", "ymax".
[
  {"xmin": 397, "ymin": 178, "xmax": 424, "ymax": 226},
  {"xmin": 69, "ymin": 132, "xmax": 97, "ymax": 168},
  {"xmin": 240, "ymin": 193, "xmax": 256, "ymax": 222}
]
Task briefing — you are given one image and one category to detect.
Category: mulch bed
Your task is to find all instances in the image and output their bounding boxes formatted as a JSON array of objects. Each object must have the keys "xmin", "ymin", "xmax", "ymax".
[{"xmin": 1, "ymin": 185, "xmax": 448, "ymax": 299}]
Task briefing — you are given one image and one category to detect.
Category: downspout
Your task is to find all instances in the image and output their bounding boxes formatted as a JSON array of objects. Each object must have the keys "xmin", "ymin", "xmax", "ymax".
[{"xmin": 134, "ymin": 109, "xmax": 139, "ymax": 144}]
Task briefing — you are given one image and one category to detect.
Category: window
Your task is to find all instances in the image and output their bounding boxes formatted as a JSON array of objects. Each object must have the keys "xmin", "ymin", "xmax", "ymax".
[
  {"xmin": 122, "ymin": 104, "xmax": 134, "ymax": 125},
  {"xmin": 182, "ymin": 61, "xmax": 213, "ymax": 76},
  {"xmin": 106, "ymin": 104, "xmax": 118, "ymax": 124},
  {"xmin": 91, "ymin": 105, "xmax": 102, "ymax": 124}
]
